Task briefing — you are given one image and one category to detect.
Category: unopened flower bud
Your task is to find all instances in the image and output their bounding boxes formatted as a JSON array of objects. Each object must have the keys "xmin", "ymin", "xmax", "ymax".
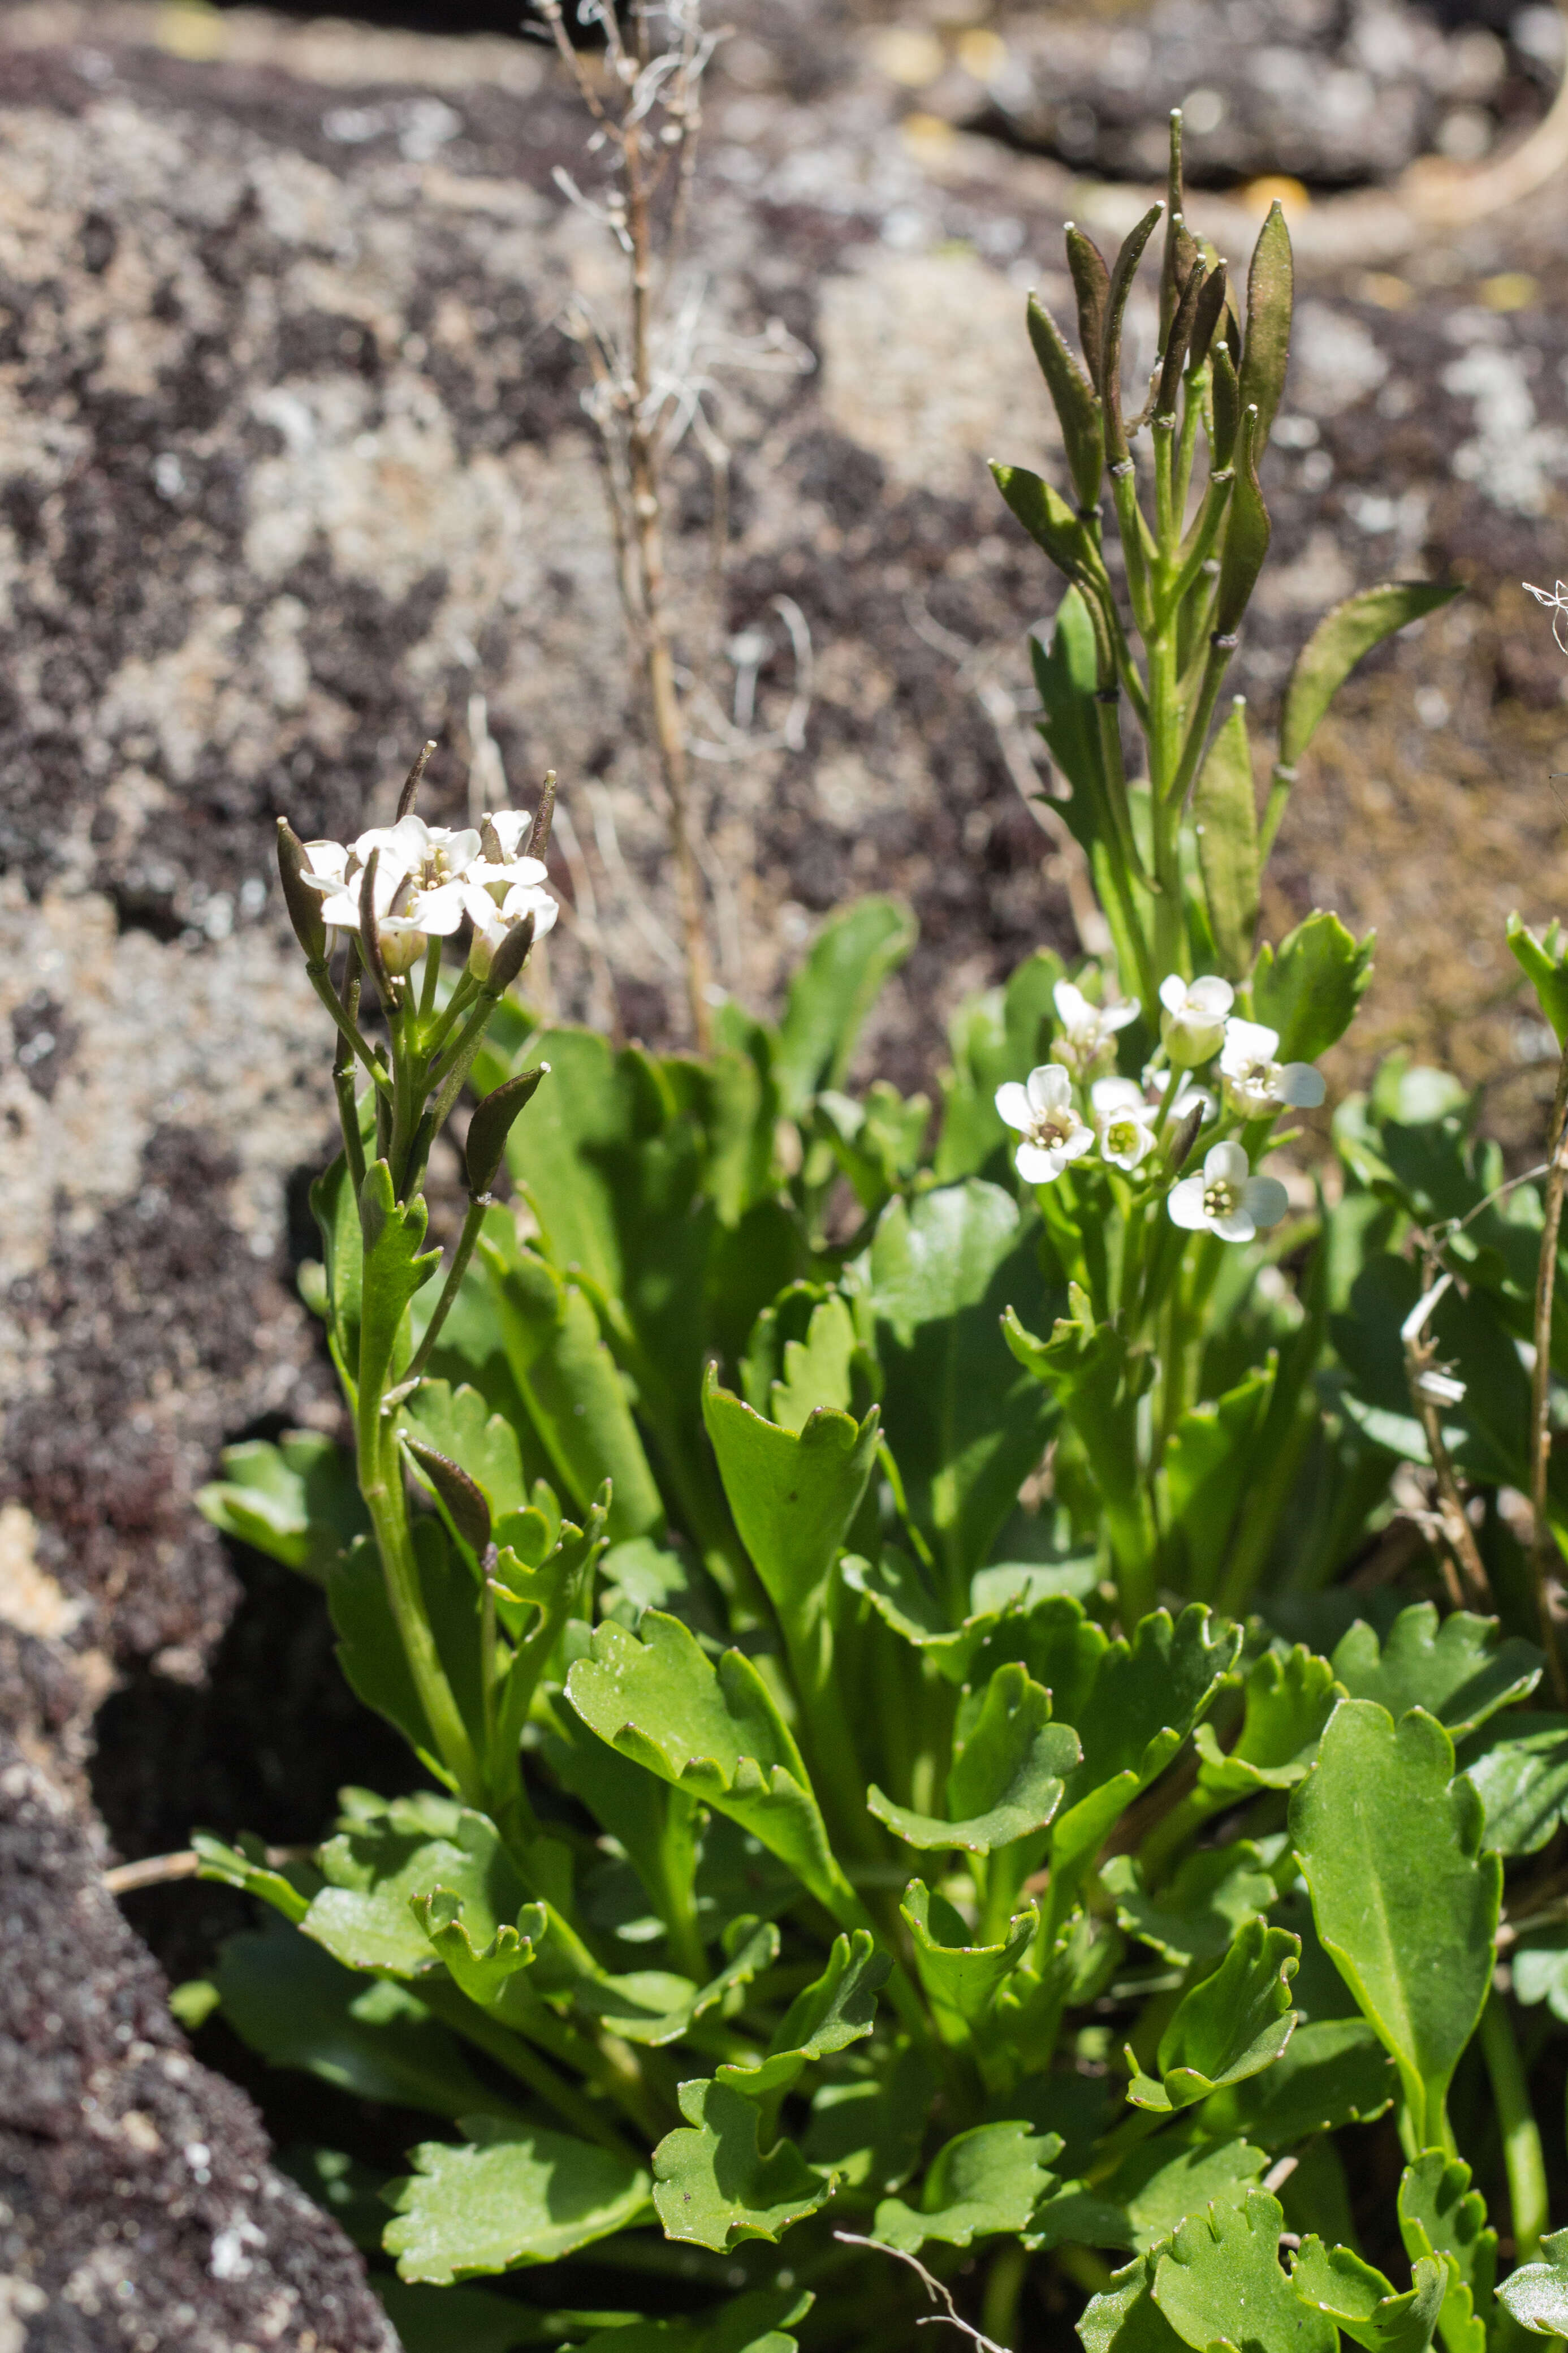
[
  {"xmin": 465, "ymin": 1064, "xmax": 549, "ymax": 1199},
  {"xmin": 276, "ymin": 818, "xmax": 327, "ymax": 965}
]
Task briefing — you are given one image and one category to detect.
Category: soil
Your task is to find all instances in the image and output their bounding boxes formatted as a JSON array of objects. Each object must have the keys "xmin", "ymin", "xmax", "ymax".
[{"xmin": 6, "ymin": 0, "xmax": 1568, "ymax": 2341}]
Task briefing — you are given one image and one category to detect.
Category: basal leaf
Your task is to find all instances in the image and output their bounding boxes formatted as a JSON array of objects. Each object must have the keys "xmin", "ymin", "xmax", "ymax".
[
  {"xmin": 716, "ymin": 1930, "xmax": 888, "ymax": 2097},
  {"xmin": 401, "ymin": 1381, "xmax": 528, "ymax": 1523},
  {"xmin": 301, "ymin": 1796, "xmax": 524, "ymax": 1979},
  {"xmin": 767, "ymin": 1292, "xmax": 859, "ymax": 1432},
  {"xmin": 773, "ymin": 897, "xmax": 917, "ymax": 1120},
  {"xmin": 864, "ymin": 1179, "xmax": 1058, "ymax": 1601},
  {"xmin": 1105, "ymin": 2131, "xmax": 1268, "ymax": 2255},
  {"xmin": 1278, "ymin": 583, "xmax": 1462, "ymax": 770},
  {"xmin": 575, "ymin": 2286, "xmax": 815, "ymax": 2353},
  {"xmin": 1194, "ymin": 1644, "xmax": 1342, "ymax": 1798},
  {"xmin": 385, "ymin": 2118, "xmax": 652, "ymax": 2283},
  {"xmin": 1397, "ymin": 2152, "xmax": 1496, "ymax": 2353},
  {"xmin": 1459, "ymin": 1713, "xmax": 1568, "ymax": 1855},
  {"xmin": 652, "ymin": 2079, "xmax": 830, "ymax": 2251},
  {"xmin": 869, "ymin": 1666, "xmax": 1079, "ymax": 1854},
  {"xmin": 213, "ymin": 1926, "xmax": 504, "ymax": 2121},
  {"xmin": 701, "ymin": 1367, "xmax": 878, "ymax": 1652},
  {"xmin": 1290, "ymin": 1700, "xmax": 1501, "ymax": 2150},
  {"xmin": 1497, "ymin": 2227, "xmax": 1568, "ymax": 2337},
  {"xmin": 873, "ymin": 2119, "xmax": 1061, "ymax": 2253},
  {"xmin": 1102, "ymin": 1841, "xmax": 1276, "ymax": 1968},
  {"xmin": 1196, "ymin": 2017, "xmax": 1397, "ymax": 2149},
  {"xmin": 1330, "ymin": 1604, "xmax": 1541, "ymax": 1740},
  {"xmin": 1154, "ymin": 2190, "xmax": 1336, "ymax": 2353},
  {"xmin": 900, "ymin": 1878, "xmax": 1036, "ymax": 2040},
  {"xmin": 801, "ymin": 2046, "xmax": 940, "ymax": 2195},
  {"xmin": 1078, "ymin": 2254, "xmax": 1189, "ymax": 2353},
  {"xmin": 1291, "ymin": 2236, "xmax": 1446, "ymax": 2353},
  {"xmin": 565, "ymin": 1611, "xmax": 854, "ymax": 1924},
  {"xmin": 196, "ymin": 1429, "xmax": 365, "ymax": 1581},
  {"xmin": 192, "ymin": 1829, "xmax": 316, "ymax": 1925},
  {"xmin": 1126, "ymin": 1918, "xmax": 1299, "ymax": 2112}
]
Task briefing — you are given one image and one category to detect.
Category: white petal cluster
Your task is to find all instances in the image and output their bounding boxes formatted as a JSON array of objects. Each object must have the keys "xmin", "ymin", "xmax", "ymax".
[
  {"xmin": 300, "ymin": 810, "xmax": 558, "ymax": 977},
  {"xmin": 1168, "ymin": 1141, "xmax": 1289, "ymax": 1244},
  {"xmin": 995, "ymin": 1065, "xmax": 1094, "ymax": 1184},
  {"xmin": 1049, "ymin": 980, "xmax": 1141, "ymax": 1078},
  {"xmin": 1219, "ymin": 1017, "xmax": 1326, "ymax": 1117}
]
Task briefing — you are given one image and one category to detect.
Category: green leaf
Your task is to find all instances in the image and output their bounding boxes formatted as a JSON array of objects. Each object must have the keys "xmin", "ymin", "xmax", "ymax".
[
  {"xmin": 565, "ymin": 1611, "xmax": 853, "ymax": 1923},
  {"xmin": 1193, "ymin": 698, "xmax": 1260, "ymax": 979},
  {"xmin": 301, "ymin": 1795, "xmax": 522, "ymax": 1979},
  {"xmin": 869, "ymin": 1665, "xmax": 1079, "ymax": 1854},
  {"xmin": 192, "ymin": 1830, "xmax": 316, "ymax": 1924},
  {"xmin": 1251, "ymin": 910, "xmax": 1375, "ymax": 1065},
  {"xmin": 1236, "ymin": 202, "xmax": 1293, "ymax": 446},
  {"xmin": 480, "ymin": 1227, "xmax": 664, "ymax": 1541},
  {"xmin": 766, "ymin": 1292, "xmax": 859, "ymax": 1431},
  {"xmin": 358, "ymin": 1157, "xmax": 442, "ymax": 1402},
  {"xmin": 327, "ymin": 1536, "xmax": 438, "ymax": 1767},
  {"xmin": 865, "ymin": 1180, "xmax": 1059, "ymax": 1598},
  {"xmin": 1078, "ymin": 2255, "xmax": 1190, "ymax": 2353},
  {"xmin": 1160, "ymin": 1362, "xmax": 1276, "ymax": 1594},
  {"xmin": 701, "ymin": 1368, "xmax": 878, "ymax": 1639},
  {"xmin": 575, "ymin": 2287, "xmax": 815, "ymax": 2353},
  {"xmin": 213, "ymin": 1926, "xmax": 505, "ymax": 2119},
  {"xmin": 874, "ymin": 2119, "xmax": 1062, "ymax": 2253},
  {"xmin": 1289, "ymin": 1700, "xmax": 1501, "ymax": 2148},
  {"xmin": 1507, "ymin": 913, "xmax": 1568, "ymax": 1051},
  {"xmin": 774, "ymin": 897, "xmax": 917, "ymax": 1120},
  {"xmin": 1103, "ymin": 1841, "xmax": 1276, "ymax": 1968},
  {"xmin": 1194, "ymin": 1644, "xmax": 1342, "ymax": 1799},
  {"xmin": 1154, "ymin": 2191, "xmax": 1337, "ymax": 2353},
  {"xmin": 1102, "ymin": 2131, "xmax": 1269, "ymax": 2256},
  {"xmin": 1004, "ymin": 1294, "xmax": 1155, "ymax": 1583},
  {"xmin": 1052, "ymin": 1605, "xmax": 1242, "ymax": 1894},
  {"xmin": 1329, "ymin": 1604, "xmax": 1541, "ymax": 1740},
  {"xmin": 1291, "ymin": 2238, "xmax": 1446, "ymax": 2353},
  {"xmin": 401, "ymin": 1381, "xmax": 528, "ymax": 1523},
  {"xmin": 195, "ymin": 1430, "xmax": 366, "ymax": 1581},
  {"xmin": 375, "ymin": 2277, "xmax": 622, "ymax": 2353},
  {"xmin": 900, "ymin": 1878, "xmax": 1036, "ymax": 2041},
  {"xmin": 1027, "ymin": 294, "xmax": 1104, "ymax": 512},
  {"xmin": 1125, "ymin": 1917, "xmax": 1299, "ymax": 2113},
  {"xmin": 1196, "ymin": 2016, "xmax": 1398, "ymax": 2149},
  {"xmin": 1280, "ymin": 584, "xmax": 1463, "ymax": 770},
  {"xmin": 652, "ymin": 2078, "xmax": 830, "ymax": 2251},
  {"xmin": 384, "ymin": 2118, "xmax": 652, "ymax": 2283},
  {"xmin": 717, "ymin": 1929, "xmax": 887, "ymax": 2097},
  {"xmin": 1397, "ymin": 2152, "xmax": 1496, "ymax": 2353},
  {"xmin": 801, "ymin": 2046, "xmax": 940, "ymax": 2195},
  {"xmin": 1496, "ymin": 2226, "xmax": 1568, "ymax": 2336},
  {"xmin": 1466, "ymin": 1713, "xmax": 1568, "ymax": 1853},
  {"xmin": 309, "ymin": 1148, "xmax": 364, "ymax": 1377},
  {"xmin": 1505, "ymin": 1926, "xmax": 1568, "ymax": 2019}
]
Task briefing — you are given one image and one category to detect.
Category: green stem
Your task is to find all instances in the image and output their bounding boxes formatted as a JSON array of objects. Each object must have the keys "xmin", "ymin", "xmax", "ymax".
[
  {"xmin": 358, "ymin": 1402, "xmax": 482, "ymax": 1803},
  {"xmin": 407, "ymin": 1195, "xmax": 489, "ymax": 1382},
  {"xmin": 417, "ymin": 1979, "xmax": 641, "ymax": 2156},
  {"xmin": 1163, "ymin": 637, "xmax": 1233, "ymax": 815},
  {"xmin": 1481, "ymin": 1989, "xmax": 1549, "ymax": 2262},
  {"xmin": 982, "ymin": 2240, "xmax": 1027, "ymax": 2351},
  {"xmin": 306, "ymin": 959, "xmax": 391, "ymax": 1090}
]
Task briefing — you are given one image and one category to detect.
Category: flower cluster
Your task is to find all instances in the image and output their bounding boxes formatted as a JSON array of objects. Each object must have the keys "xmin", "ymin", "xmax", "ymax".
[
  {"xmin": 300, "ymin": 811, "xmax": 558, "ymax": 979},
  {"xmin": 994, "ymin": 973, "xmax": 1323, "ymax": 1246}
]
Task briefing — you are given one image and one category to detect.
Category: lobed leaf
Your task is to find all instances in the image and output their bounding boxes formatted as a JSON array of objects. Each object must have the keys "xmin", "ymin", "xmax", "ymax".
[
  {"xmin": 385, "ymin": 2118, "xmax": 652, "ymax": 2283},
  {"xmin": 869, "ymin": 1665, "xmax": 1079, "ymax": 1854},
  {"xmin": 1496, "ymin": 2227, "xmax": 1568, "ymax": 2337},
  {"xmin": 873, "ymin": 2119, "xmax": 1061, "ymax": 2253},
  {"xmin": 1291, "ymin": 2236, "xmax": 1446, "ymax": 2353},
  {"xmin": 652, "ymin": 2079, "xmax": 830, "ymax": 2251},
  {"xmin": 1154, "ymin": 2190, "xmax": 1336, "ymax": 2353},
  {"xmin": 1103, "ymin": 1841, "xmax": 1277, "ymax": 1968},
  {"xmin": 1397, "ymin": 2152, "xmax": 1495, "ymax": 2353},
  {"xmin": 716, "ymin": 1930, "xmax": 887, "ymax": 2097},
  {"xmin": 1329, "ymin": 1603, "xmax": 1541, "ymax": 1740},
  {"xmin": 1126, "ymin": 1917, "xmax": 1299, "ymax": 2111}
]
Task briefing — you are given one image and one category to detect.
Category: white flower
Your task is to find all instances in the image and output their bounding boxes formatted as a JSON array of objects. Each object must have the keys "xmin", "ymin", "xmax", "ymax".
[
  {"xmin": 1149, "ymin": 1069, "xmax": 1216, "ymax": 1124},
  {"xmin": 1049, "ymin": 979, "xmax": 1141, "ymax": 1077},
  {"xmin": 996, "ymin": 1065, "xmax": 1095, "ymax": 1184},
  {"xmin": 298, "ymin": 810, "xmax": 556, "ymax": 977},
  {"xmin": 1167, "ymin": 1140, "xmax": 1289, "ymax": 1243},
  {"xmin": 468, "ymin": 877, "xmax": 560, "ymax": 979},
  {"xmin": 1220, "ymin": 1017, "xmax": 1327, "ymax": 1117},
  {"xmin": 1092, "ymin": 1076, "xmax": 1157, "ymax": 1171},
  {"xmin": 1159, "ymin": 973, "xmax": 1234, "ymax": 1065}
]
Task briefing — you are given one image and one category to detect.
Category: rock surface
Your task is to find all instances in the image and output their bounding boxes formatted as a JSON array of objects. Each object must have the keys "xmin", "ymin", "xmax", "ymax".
[{"xmin": 4, "ymin": 0, "xmax": 1568, "ymax": 2338}]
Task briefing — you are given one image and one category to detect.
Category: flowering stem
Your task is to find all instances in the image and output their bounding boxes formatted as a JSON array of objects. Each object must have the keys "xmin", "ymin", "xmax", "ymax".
[
  {"xmin": 1530, "ymin": 1043, "xmax": 1568, "ymax": 1705},
  {"xmin": 305, "ymin": 958, "xmax": 390, "ymax": 1091},
  {"xmin": 358, "ymin": 1404, "xmax": 482, "ymax": 1803}
]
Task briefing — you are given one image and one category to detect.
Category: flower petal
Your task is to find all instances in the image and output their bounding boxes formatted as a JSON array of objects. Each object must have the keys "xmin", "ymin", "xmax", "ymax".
[
  {"xmin": 995, "ymin": 1082, "xmax": 1033, "ymax": 1132},
  {"xmin": 1167, "ymin": 1176, "xmax": 1210, "ymax": 1230},
  {"xmin": 1061, "ymin": 1124, "xmax": 1095, "ymax": 1160},
  {"xmin": 1016, "ymin": 1142, "xmax": 1061, "ymax": 1184},
  {"xmin": 1091, "ymin": 1075, "xmax": 1143, "ymax": 1112},
  {"xmin": 1278, "ymin": 1062, "xmax": 1327, "ymax": 1108},
  {"xmin": 1211, "ymin": 1209, "xmax": 1258, "ymax": 1244},
  {"xmin": 1220, "ymin": 1016, "xmax": 1279, "ymax": 1072},
  {"xmin": 1105, "ymin": 998, "xmax": 1141, "ymax": 1029},
  {"xmin": 1053, "ymin": 979, "xmax": 1091, "ymax": 1026},
  {"xmin": 1026, "ymin": 1063, "xmax": 1073, "ymax": 1113},
  {"xmin": 1189, "ymin": 976, "xmax": 1235, "ymax": 1017},
  {"xmin": 1242, "ymin": 1176, "xmax": 1290, "ymax": 1229},
  {"xmin": 1159, "ymin": 973, "xmax": 1188, "ymax": 1013},
  {"xmin": 1205, "ymin": 1140, "xmax": 1250, "ymax": 1186}
]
